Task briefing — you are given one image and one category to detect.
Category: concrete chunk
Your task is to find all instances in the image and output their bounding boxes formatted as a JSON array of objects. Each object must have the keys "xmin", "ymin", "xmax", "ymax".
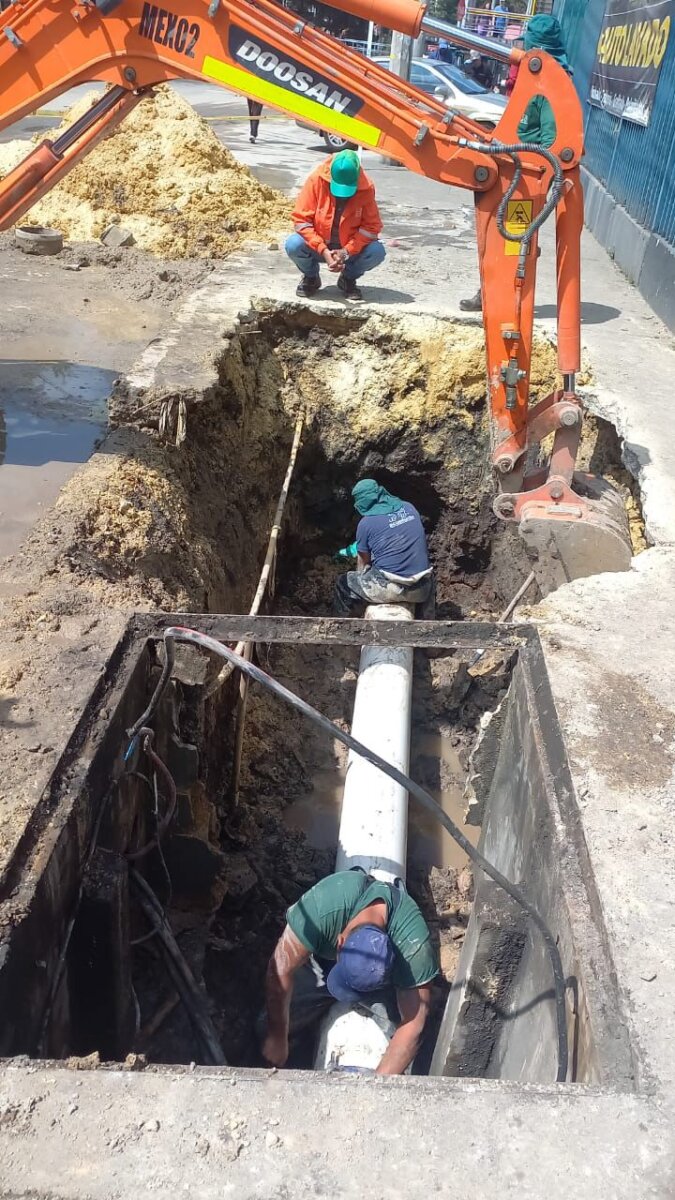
[{"xmin": 100, "ymin": 225, "xmax": 135, "ymax": 249}]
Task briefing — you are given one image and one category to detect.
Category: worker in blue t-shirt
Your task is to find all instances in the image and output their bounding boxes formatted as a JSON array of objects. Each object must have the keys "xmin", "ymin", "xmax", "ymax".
[{"xmin": 334, "ymin": 478, "xmax": 434, "ymax": 615}]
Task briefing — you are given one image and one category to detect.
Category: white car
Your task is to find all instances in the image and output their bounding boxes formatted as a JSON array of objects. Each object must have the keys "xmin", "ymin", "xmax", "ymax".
[
  {"xmin": 297, "ymin": 56, "xmax": 506, "ymax": 152},
  {"xmin": 374, "ymin": 57, "xmax": 507, "ymax": 130}
]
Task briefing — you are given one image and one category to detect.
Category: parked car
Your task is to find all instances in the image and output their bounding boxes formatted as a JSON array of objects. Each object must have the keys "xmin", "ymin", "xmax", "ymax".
[
  {"xmin": 297, "ymin": 57, "xmax": 506, "ymax": 153},
  {"xmin": 316, "ymin": 129, "xmax": 359, "ymax": 152},
  {"xmin": 374, "ymin": 57, "xmax": 508, "ymax": 129}
]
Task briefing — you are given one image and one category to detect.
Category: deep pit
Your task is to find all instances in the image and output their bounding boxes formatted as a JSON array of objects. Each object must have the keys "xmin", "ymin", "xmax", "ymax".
[
  {"xmin": 0, "ymin": 303, "xmax": 643, "ymax": 1083},
  {"xmin": 6, "ymin": 302, "xmax": 579, "ymax": 617}
]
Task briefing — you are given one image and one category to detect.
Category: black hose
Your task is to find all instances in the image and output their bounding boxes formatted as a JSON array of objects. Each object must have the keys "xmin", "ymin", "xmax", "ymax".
[
  {"xmin": 126, "ymin": 647, "xmax": 175, "ymax": 752},
  {"xmin": 128, "ymin": 626, "xmax": 568, "ymax": 1082},
  {"xmin": 457, "ymin": 137, "xmax": 565, "ymax": 278},
  {"xmin": 490, "ymin": 140, "xmax": 564, "ymax": 247}
]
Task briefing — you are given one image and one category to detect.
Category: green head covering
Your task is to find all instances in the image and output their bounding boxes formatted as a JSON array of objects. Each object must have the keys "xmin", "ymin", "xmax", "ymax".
[
  {"xmin": 524, "ymin": 14, "xmax": 570, "ymax": 71},
  {"xmin": 330, "ymin": 150, "xmax": 360, "ymax": 198},
  {"xmin": 352, "ymin": 479, "xmax": 403, "ymax": 516}
]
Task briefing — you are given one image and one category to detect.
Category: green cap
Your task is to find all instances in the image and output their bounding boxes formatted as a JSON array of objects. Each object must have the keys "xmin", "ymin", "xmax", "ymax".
[{"xmin": 330, "ymin": 150, "xmax": 360, "ymax": 198}]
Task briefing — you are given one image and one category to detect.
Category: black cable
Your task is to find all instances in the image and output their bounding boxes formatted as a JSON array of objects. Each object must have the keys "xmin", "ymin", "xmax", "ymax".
[
  {"xmin": 456, "ymin": 137, "xmax": 565, "ymax": 278},
  {"xmin": 129, "ymin": 870, "xmax": 227, "ymax": 1066},
  {"xmin": 129, "ymin": 771, "xmax": 173, "ymax": 947},
  {"xmin": 151, "ymin": 769, "xmax": 174, "ymax": 912},
  {"xmin": 128, "ymin": 626, "xmax": 568, "ymax": 1082},
  {"xmin": 125, "ymin": 732, "xmax": 177, "ymax": 861},
  {"xmin": 126, "ymin": 647, "xmax": 175, "ymax": 752}
]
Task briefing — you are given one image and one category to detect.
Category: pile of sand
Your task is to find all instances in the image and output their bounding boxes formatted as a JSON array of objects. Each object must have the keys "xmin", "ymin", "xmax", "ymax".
[{"xmin": 0, "ymin": 86, "xmax": 289, "ymax": 256}]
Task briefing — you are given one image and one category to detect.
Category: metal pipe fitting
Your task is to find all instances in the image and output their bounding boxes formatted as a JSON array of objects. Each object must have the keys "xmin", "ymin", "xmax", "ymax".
[
  {"xmin": 560, "ymin": 407, "xmax": 580, "ymax": 428},
  {"xmin": 420, "ymin": 14, "xmax": 513, "ymax": 64}
]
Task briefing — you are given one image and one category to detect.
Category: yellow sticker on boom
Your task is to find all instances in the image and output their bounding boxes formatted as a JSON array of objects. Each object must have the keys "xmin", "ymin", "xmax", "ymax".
[
  {"xmin": 504, "ymin": 199, "xmax": 533, "ymax": 256},
  {"xmin": 201, "ymin": 56, "xmax": 382, "ymax": 148}
]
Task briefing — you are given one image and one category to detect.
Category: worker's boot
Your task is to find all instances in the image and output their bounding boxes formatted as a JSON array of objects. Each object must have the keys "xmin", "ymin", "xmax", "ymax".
[
  {"xmin": 296, "ymin": 274, "xmax": 322, "ymax": 298},
  {"xmin": 337, "ymin": 273, "xmax": 363, "ymax": 303},
  {"xmin": 459, "ymin": 288, "xmax": 483, "ymax": 313}
]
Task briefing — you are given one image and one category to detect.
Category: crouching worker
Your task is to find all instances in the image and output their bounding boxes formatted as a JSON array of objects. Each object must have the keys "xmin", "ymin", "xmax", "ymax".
[
  {"xmin": 285, "ymin": 150, "xmax": 385, "ymax": 303},
  {"xmin": 260, "ymin": 869, "xmax": 438, "ymax": 1075},
  {"xmin": 334, "ymin": 478, "xmax": 434, "ymax": 615}
]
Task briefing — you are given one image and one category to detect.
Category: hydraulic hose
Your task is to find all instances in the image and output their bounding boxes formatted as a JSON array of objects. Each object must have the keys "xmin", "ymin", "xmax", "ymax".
[
  {"xmin": 457, "ymin": 138, "xmax": 565, "ymax": 277},
  {"xmin": 127, "ymin": 626, "xmax": 569, "ymax": 1082}
]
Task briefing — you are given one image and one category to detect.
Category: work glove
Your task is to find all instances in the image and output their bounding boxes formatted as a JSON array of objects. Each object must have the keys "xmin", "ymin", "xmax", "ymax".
[{"xmin": 333, "ymin": 541, "xmax": 358, "ymax": 563}]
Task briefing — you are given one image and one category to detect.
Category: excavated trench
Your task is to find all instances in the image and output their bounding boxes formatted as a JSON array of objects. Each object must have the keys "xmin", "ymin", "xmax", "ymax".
[{"xmin": 0, "ymin": 303, "xmax": 644, "ymax": 1082}]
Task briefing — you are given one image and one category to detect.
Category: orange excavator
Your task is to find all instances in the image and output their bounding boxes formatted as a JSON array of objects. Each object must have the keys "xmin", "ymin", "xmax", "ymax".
[{"xmin": 0, "ymin": 0, "xmax": 631, "ymax": 588}]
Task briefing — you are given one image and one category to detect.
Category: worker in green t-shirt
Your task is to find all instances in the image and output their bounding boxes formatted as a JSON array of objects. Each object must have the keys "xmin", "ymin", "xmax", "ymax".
[{"xmin": 261, "ymin": 869, "xmax": 438, "ymax": 1075}]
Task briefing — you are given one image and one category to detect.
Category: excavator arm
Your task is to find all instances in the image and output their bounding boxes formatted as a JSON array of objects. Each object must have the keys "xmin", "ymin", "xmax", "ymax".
[{"xmin": 0, "ymin": 0, "xmax": 631, "ymax": 587}]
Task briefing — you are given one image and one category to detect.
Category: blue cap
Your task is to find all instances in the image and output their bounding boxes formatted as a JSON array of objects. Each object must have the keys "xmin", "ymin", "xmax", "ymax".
[{"xmin": 326, "ymin": 925, "xmax": 395, "ymax": 1003}]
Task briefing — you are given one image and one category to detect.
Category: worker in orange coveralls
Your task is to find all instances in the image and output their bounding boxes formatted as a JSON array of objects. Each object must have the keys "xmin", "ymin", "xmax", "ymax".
[{"xmin": 285, "ymin": 149, "xmax": 385, "ymax": 303}]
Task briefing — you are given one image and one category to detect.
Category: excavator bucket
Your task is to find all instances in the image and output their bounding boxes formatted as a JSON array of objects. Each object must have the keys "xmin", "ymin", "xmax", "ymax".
[{"xmin": 517, "ymin": 473, "xmax": 633, "ymax": 597}]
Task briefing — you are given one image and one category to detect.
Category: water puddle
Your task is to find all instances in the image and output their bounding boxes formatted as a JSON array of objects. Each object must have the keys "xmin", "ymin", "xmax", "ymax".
[
  {"xmin": 0, "ymin": 360, "xmax": 112, "ymax": 559},
  {"xmin": 408, "ymin": 733, "xmax": 479, "ymax": 870},
  {"xmin": 284, "ymin": 768, "xmax": 344, "ymax": 850},
  {"xmin": 284, "ymin": 733, "xmax": 478, "ymax": 872}
]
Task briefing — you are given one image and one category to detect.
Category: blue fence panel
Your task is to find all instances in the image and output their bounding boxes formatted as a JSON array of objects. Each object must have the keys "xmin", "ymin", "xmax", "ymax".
[
  {"xmin": 555, "ymin": 0, "xmax": 606, "ymax": 101},
  {"xmin": 583, "ymin": 110, "xmax": 623, "ymax": 188},
  {"xmin": 555, "ymin": 0, "xmax": 675, "ymax": 247}
]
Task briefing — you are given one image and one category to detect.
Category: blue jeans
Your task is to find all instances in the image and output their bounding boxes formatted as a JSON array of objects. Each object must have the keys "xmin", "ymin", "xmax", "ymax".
[{"xmin": 285, "ymin": 232, "xmax": 386, "ymax": 281}]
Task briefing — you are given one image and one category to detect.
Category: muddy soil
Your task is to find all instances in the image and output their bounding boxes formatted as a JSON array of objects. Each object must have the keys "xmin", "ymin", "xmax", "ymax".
[
  {"xmin": 3, "ymin": 303, "xmax": 567, "ymax": 626},
  {"xmin": 0, "ymin": 232, "xmax": 214, "ymax": 308}
]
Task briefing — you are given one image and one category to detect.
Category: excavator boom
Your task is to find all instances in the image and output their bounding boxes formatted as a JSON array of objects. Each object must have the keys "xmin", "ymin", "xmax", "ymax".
[{"xmin": 0, "ymin": 0, "xmax": 632, "ymax": 588}]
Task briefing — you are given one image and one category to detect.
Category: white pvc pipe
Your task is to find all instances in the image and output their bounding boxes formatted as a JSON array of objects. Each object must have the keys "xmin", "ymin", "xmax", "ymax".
[
  {"xmin": 316, "ymin": 603, "xmax": 414, "ymax": 1072},
  {"xmin": 336, "ymin": 604, "xmax": 414, "ymax": 884}
]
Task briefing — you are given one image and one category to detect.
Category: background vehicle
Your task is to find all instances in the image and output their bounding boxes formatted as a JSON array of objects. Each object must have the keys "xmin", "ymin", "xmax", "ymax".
[
  {"xmin": 295, "ymin": 122, "xmax": 358, "ymax": 151},
  {"xmin": 374, "ymin": 56, "xmax": 507, "ymax": 128},
  {"xmin": 299, "ymin": 57, "xmax": 505, "ymax": 151}
]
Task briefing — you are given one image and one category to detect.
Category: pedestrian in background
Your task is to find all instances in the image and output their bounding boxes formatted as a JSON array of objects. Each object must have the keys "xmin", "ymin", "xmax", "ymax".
[
  {"xmin": 475, "ymin": 3, "xmax": 491, "ymax": 36},
  {"xmin": 492, "ymin": 1, "xmax": 509, "ymax": 38},
  {"xmin": 465, "ymin": 50, "xmax": 493, "ymax": 90},
  {"xmin": 247, "ymin": 98, "xmax": 263, "ymax": 144}
]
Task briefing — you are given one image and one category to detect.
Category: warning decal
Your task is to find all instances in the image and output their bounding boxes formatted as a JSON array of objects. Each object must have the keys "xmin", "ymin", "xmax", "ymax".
[{"xmin": 504, "ymin": 198, "xmax": 533, "ymax": 256}]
